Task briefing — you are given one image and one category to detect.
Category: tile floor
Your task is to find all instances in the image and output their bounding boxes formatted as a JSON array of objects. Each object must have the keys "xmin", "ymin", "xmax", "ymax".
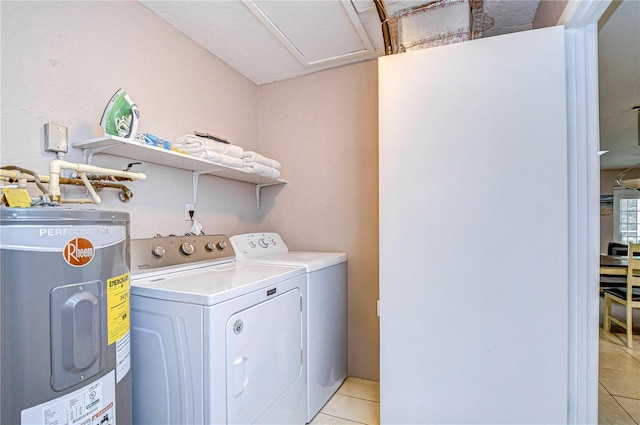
[
  {"xmin": 310, "ymin": 377, "xmax": 380, "ymax": 425},
  {"xmin": 598, "ymin": 296, "xmax": 640, "ymax": 425},
  {"xmin": 310, "ymin": 297, "xmax": 640, "ymax": 425}
]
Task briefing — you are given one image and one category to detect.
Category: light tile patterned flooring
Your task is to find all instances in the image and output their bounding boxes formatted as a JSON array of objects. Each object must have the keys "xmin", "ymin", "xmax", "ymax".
[
  {"xmin": 598, "ymin": 298, "xmax": 640, "ymax": 425},
  {"xmin": 310, "ymin": 378, "xmax": 380, "ymax": 425},
  {"xmin": 310, "ymin": 300, "xmax": 640, "ymax": 425}
]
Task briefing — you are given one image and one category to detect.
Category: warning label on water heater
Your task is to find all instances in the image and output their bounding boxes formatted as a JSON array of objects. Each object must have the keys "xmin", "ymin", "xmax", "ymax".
[
  {"xmin": 21, "ymin": 370, "xmax": 116, "ymax": 424},
  {"xmin": 107, "ymin": 272, "xmax": 130, "ymax": 345},
  {"xmin": 116, "ymin": 332, "xmax": 131, "ymax": 384}
]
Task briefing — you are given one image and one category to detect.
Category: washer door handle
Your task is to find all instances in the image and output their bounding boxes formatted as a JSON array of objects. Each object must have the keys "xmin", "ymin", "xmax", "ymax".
[{"xmin": 232, "ymin": 356, "xmax": 249, "ymax": 398}]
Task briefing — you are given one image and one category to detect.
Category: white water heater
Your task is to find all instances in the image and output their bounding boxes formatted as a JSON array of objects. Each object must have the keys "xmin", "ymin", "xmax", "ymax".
[{"xmin": 0, "ymin": 208, "xmax": 132, "ymax": 424}]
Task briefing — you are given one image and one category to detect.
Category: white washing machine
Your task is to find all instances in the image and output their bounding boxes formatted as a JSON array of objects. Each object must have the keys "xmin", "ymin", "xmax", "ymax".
[
  {"xmin": 129, "ymin": 234, "xmax": 307, "ymax": 425},
  {"xmin": 230, "ymin": 232, "xmax": 347, "ymax": 422}
]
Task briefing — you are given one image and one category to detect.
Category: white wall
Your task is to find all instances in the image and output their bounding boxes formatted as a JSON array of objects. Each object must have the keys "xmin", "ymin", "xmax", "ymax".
[
  {"xmin": 600, "ymin": 169, "xmax": 619, "ymax": 253},
  {"xmin": 1, "ymin": 0, "xmax": 382, "ymax": 381},
  {"xmin": 533, "ymin": 0, "xmax": 569, "ymax": 28},
  {"xmin": 1, "ymin": 1, "xmax": 261, "ymax": 238},
  {"xmin": 257, "ymin": 61, "xmax": 380, "ymax": 381}
]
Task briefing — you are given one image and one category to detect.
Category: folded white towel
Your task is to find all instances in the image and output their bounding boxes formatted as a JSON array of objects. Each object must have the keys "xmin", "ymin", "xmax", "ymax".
[
  {"xmin": 241, "ymin": 151, "xmax": 282, "ymax": 170},
  {"xmin": 175, "ymin": 145, "xmax": 206, "ymax": 153},
  {"xmin": 192, "ymin": 150, "xmax": 244, "ymax": 168},
  {"xmin": 175, "ymin": 135, "xmax": 244, "ymax": 158},
  {"xmin": 242, "ymin": 162, "xmax": 281, "ymax": 179}
]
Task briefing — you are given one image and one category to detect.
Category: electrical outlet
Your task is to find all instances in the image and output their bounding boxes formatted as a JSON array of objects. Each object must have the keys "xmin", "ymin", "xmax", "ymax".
[
  {"xmin": 185, "ymin": 203, "xmax": 195, "ymax": 220},
  {"xmin": 43, "ymin": 123, "xmax": 68, "ymax": 153}
]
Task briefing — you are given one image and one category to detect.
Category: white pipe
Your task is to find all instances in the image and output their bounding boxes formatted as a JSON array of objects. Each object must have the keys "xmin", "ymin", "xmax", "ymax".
[
  {"xmin": 0, "ymin": 170, "xmax": 18, "ymax": 179},
  {"xmin": 7, "ymin": 169, "xmax": 28, "ymax": 189},
  {"xmin": 49, "ymin": 159, "xmax": 146, "ymax": 201},
  {"xmin": 0, "ymin": 169, "xmax": 50, "ymax": 182},
  {"xmin": 78, "ymin": 172, "xmax": 101, "ymax": 204},
  {"xmin": 0, "ymin": 169, "xmax": 49, "ymax": 183}
]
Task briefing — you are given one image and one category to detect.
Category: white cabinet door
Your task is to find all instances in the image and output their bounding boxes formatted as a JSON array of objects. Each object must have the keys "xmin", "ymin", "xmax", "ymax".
[{"xmin": 379, "ymin": 26, "xmax": 569, "ymax": 424}]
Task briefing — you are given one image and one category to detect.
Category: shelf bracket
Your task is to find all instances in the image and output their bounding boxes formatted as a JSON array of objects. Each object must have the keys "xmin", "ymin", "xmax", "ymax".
[
  {"xmin": 194, "ymin": 170, "xmax": 283, "ymax": 209},
  {"xmin": 191, "ymin": 167, "xmax": 227, "ymax": 204},
  {"xmin": 192, "ymin": 171, "xmax": 200, "ymax": 205},
  {"xmin": 256, "ymin": 183, "xmax": 281, "ymax": 209}
]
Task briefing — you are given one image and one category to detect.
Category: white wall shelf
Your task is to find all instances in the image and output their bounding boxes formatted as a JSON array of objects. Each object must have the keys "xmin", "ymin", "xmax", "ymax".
[{"xmin": 72, "ymin": 135, "xmax": 286, "ymax": 208}]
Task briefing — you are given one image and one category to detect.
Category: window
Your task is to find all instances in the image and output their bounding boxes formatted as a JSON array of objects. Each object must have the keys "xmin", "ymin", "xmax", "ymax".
[{"xmin": 613, "ymin": 188, "xmax": 640, "ymax": 243}]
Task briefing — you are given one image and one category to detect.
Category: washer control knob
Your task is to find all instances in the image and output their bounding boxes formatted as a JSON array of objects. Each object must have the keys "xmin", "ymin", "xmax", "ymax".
[
  {"xmin": 270, "ymin": 239, "xmax": 276, "ymax": 246},
  {"xmin": 217, "ymin": 241, "xmax": 228, "ymax": 250},
  {"xmin": 180, "ymin": 242, "xmax": 195, "ymax": 256},
  {"xmin": 248, "ymin": 240, "xmax": 257, "ymax": 248},
  {"xmin": 258, "ymin": 238, "xmax": 269, "ymax": 248},
  {"xmin": 152, "ymin": 246, "xmax": 166, "ymax": 258},
  {"xmin": 205, "ymin": 242, "xmax": 216, "ymax": 252}
]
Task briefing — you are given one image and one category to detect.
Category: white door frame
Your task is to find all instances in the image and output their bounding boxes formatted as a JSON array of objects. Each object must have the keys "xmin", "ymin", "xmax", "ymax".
[{"xmin": 563, "ymin": 1, "xmax": 612, "ymax": 423}]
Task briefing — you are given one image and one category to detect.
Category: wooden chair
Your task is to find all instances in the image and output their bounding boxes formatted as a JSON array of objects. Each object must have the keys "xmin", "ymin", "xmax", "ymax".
[
  {"xmin": 603, "ymin": 242, "xmax": 640, "ymax": 348},
  {"xmin": 601, "ymin": 242, "xmax": 629, "ymax": 290},
  {"xmin": 608, "ymin": 241, "xmax": 628, "ymax": 256}
]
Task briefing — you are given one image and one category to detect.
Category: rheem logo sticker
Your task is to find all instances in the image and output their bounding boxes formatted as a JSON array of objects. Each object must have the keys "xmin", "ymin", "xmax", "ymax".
[{"xmin": 63, "ymin": 238, "xmax": 95, "ymax": 267}]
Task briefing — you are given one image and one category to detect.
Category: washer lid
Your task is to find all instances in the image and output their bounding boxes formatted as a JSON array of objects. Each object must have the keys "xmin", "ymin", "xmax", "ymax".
[
  {"xmin": 248, "ymin": 251, "xmax": 347, "ymax": 272},
  {"xmin": 130, "ymin": 263, "xmax": 305, "ymax": 305}
]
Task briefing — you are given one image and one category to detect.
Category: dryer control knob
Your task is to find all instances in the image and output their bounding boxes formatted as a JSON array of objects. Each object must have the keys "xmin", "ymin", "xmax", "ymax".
[
  {"xmin": 248, "ymin": 240, "xmax": 257, "ymax": 248},
  {"xmin": 205, "ymin": 242, "xmax": 216, "ymax": 252},
  {"xmin": 152, "ymin": 246, "xmax": 166, "ymax": 258},
  {"xmin": 217, "ymin": 241, "xmax": 228, "ymax": 250},
  {"xmin": 180, "ymin": 242, "xmax": 195, "ymax": 256},
  {"xmin": 258, "ymin": 238, "xmax": 269, "ymax": 248}
]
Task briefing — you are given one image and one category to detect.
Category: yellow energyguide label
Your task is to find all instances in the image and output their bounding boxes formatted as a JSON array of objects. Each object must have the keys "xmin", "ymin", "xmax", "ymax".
[{"xmin": 107, "ymin": 272, "xmax": 130, "ymax": 345}]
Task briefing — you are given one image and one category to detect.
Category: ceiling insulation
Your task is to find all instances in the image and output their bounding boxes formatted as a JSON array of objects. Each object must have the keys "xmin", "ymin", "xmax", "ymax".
[
  {"xmin": 391, "ymin": 0, "xmax": 474, "ymax": 52},
  {"xmin": 482, "ymin": 0, "xmax": 539, "ymax": 36}
]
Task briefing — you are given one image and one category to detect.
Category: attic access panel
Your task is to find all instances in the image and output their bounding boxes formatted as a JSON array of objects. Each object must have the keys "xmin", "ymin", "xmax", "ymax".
[{"xmin": 244, "ymin": 0, "xmax": 377, "ymax": 68}]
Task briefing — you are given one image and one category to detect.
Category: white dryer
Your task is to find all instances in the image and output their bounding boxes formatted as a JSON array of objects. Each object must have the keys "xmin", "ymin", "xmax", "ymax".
[
  {"xmin": 129, "ymin": 234, "xmax": 307, "ymax": 425},
  {"xmin": 230, "ymin": 232, "xmax": 347, "ymax": 422}
]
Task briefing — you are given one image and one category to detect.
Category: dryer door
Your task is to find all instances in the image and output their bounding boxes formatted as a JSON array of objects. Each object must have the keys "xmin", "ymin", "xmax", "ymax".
[{"xmin": 226, "ymin": 287, "xmax": 302, "ymax": 424}]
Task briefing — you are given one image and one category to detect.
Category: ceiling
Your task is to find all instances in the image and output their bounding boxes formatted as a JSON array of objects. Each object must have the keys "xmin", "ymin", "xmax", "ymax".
[
  {"xmin": 139, "ymin": 0, "xmax": 639, "ymax": 170},
  {"xmin": 139, "ymin": 0, "xmax": 540, "ymax": 84}
]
